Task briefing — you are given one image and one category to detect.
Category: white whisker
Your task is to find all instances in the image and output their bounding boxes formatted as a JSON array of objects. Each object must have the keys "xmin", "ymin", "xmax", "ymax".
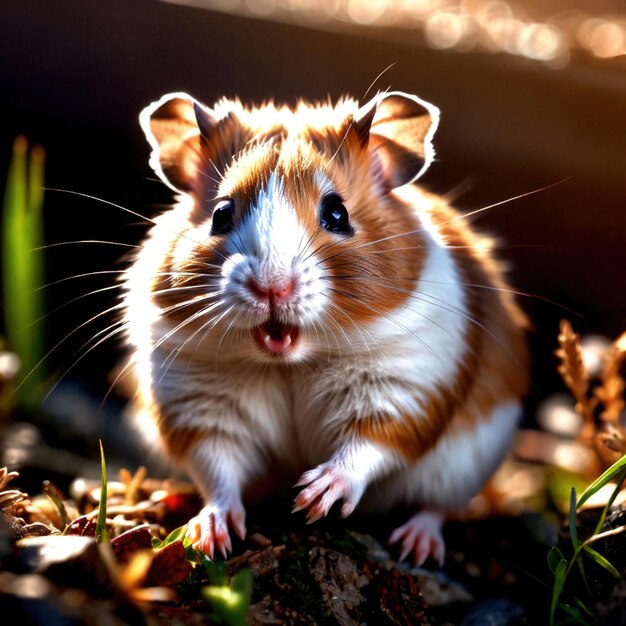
[
  {"xmin": 34, "ymin": 240, "xmax": 138, "ymax": 251},
  {"xmin": 42, "ymin": 319, "xmax": 130, "ymax": 403},
  {"xmin": 317, "ymin": 180, "xmax": 570, "ymax": 266}
]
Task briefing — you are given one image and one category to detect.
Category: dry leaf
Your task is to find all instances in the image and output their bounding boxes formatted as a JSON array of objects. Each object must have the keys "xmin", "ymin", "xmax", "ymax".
[
  {"xmin": 146, "ymin": 540, "xmax": 193, "ymax": 587},
  {"xmin": 110, "ymin": 525, "xmax": 153, "ymax": 564}
]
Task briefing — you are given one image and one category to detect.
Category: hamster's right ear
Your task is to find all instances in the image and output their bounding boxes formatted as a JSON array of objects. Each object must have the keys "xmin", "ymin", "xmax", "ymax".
[
  {"xmin": 353, "ymin": 91, "xmax": 440, "ymax": 189},
  {"xmin": 139, "ymin": 92, "xmax": 218, "ymax": 193}
]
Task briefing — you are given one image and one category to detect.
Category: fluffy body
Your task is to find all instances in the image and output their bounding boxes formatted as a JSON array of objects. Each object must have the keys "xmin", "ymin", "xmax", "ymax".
[{"xmin": 122, "ymin": 91, "xmax": 529, "ymax": 564}]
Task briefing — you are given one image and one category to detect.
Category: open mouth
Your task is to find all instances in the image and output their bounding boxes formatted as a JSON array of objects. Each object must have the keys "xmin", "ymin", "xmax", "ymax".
[{"xmin": 253, "ymin": 319, "xmax": 300, "ymax": 356}]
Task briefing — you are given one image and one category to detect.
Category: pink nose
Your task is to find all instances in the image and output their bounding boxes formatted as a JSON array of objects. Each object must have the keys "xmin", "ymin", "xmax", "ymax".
[{"xmin": 248, "ymin": 277, "xmax": 296, "ymax": 301}]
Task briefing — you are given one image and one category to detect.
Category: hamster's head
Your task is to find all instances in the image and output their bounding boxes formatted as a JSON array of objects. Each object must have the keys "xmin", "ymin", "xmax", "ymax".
[{"xmin": 139, "ymin": 90, "xmax": 439, "ymax": 364}]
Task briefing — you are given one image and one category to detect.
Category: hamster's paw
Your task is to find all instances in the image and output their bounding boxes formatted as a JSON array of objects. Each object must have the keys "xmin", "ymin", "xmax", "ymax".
[
  {"xmin": 388, "ymin": 510, "xmax": 445, "ymax": 567},
  {"xmin": 293, "ymin": 463, "xmax": 365, "ymax": 524},
  {"xmin": 186, "ymin": 501, "xmax": 246, "ymax": 559}
]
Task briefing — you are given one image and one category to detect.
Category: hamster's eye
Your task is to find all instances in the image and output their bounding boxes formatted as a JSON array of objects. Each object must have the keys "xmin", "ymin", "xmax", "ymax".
[
  {"xmin": 320, "ymin": 194, "xmax": 353, "ymax": 235},
  {"xmin": 210, "ymin": 199, "xmax": 235, "ymax": 236}
]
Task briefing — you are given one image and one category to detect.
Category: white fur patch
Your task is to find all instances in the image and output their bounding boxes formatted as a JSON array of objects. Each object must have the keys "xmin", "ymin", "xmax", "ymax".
[
  {"xmin": 220, "ymin": 173, "xmax": 328, "ymax": 336},
  {"xmin": 331, "ymin": 438, "xmax": 400, "ymax": 485},
  {"xmin": 363, "ymin": 209, "xmax": 468, "ymax": 396},
  {"xmin": 234, "ymin": 174, "xmax": 303, "ymax": 281},
  {"xmin": 365, "ymin": 400, "xmax": 522, "ymax": 511}
]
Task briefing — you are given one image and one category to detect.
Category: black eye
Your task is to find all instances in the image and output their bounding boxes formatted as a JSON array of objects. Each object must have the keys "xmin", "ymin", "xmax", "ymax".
[
  {"xmin": 210, "ymin": 199, "xmax": 235, "ymax": 235},
  {"xmin": 320, "ymin": 194, "xmax": 352, "ymax": 235}
]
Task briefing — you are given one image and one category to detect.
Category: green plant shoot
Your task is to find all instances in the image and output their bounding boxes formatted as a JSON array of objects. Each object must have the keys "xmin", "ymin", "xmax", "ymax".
[
  {"xmin": 201, "ymin": 568, "xmax": 252, "ymax": 626},
  {"xmin": 96, "ymin": 439, "xmax": 109, "ymax": 543},
  {"xmin": 2, "ymin": 136, "xmax": 46, "ymax": 410},
  {"xmin": 549, "ymin": 456, "xmax": 626, "ymax": 625}
]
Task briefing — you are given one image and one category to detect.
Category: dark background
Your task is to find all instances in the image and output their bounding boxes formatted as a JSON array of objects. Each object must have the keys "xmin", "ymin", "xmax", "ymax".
[{"xmin": 1, "ymin": 0, "xmax": 625, "ymax": 427}]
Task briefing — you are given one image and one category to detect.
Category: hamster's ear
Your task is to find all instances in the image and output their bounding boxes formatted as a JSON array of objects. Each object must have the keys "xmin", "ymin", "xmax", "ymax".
[
  {"xmin": 353, "ymin": 91, "xmax": 440, "ymax": 189},
  {"xmin": 139, "ymin": 92, "xmax": 210, "ymax": 193}
]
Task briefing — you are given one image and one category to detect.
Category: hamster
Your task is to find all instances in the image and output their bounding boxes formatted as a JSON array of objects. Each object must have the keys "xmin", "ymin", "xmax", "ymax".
[{"xmin": 122, "ymin": 90, "xmax": 529, "ymax": 566}]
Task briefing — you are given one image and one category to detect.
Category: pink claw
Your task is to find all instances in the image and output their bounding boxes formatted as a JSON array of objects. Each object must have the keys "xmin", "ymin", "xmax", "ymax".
[
  {"xmin": 293, "ymin": 464, "xmax": 360, "ymax": 524},
  {"xmin": 389, "ymin": 510, "xmax": 445, "ymax": 567},
  {"xmin": 229, "ymin": 507, "xmax": 247, "ymax": 541},
  {"xmin": 186, "ymin": 501, "xmax": 246, "ymax": 559}
]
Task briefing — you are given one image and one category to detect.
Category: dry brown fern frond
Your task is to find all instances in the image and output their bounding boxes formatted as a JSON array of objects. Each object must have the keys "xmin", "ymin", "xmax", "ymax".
[
  {"xmin": 555, "ymin": 319, "xmax": 597, "ymax": 442},
  {"xmin": 596, "ymin": 331, "xmax": 626, "ymax": 425},
  {"xmin": 0, "ymin": 466, "xmax": 19, "ymax": 491},
  {"xmin": 0, "ymin": 466, "xmax": 28, "ymax": 509},
  {"xmin": 555, "ymin": 321, "xmax": 626, "ymax": 467},
  {"xmin": 595, "ymin": 330, "xmax": 626, "ymax": 454}
]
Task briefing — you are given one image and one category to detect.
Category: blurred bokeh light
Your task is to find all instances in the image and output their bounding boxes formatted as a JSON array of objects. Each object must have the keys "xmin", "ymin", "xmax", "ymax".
[{"xmin": 164, "ymin": 0, "xmax": 626, "ymax": 68}]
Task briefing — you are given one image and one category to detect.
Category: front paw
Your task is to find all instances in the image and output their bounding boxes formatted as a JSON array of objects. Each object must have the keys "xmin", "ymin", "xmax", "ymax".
[
  {"xmin": 186, "ymin": 500, "xmax": 246, "ymax": 559},
  {"xmin": 293, "ymin": 464, "xmax": 365, "ymax": 524}
]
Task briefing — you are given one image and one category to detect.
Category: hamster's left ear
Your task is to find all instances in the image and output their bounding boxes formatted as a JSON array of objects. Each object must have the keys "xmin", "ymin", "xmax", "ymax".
[
  {"xmin": 353, "ymin": 91, "xmax": 440, "ymax": 189},
  {"xmin": 139, "ymin": 92, "xmax": 206, "ymax": 193}
]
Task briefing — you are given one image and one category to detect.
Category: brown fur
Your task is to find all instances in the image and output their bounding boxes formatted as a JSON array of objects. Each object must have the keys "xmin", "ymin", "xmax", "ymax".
[
  {"xmin": 150, "ymin": 101, "xmax": 431, "ymax": 338},
  {"xmin": 133, "ymin": 92, "xmax": 528, "ymax": 474}
]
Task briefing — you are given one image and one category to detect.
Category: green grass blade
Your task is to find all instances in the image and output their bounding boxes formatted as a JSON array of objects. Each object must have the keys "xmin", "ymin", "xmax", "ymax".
[
  {"xmin": 569, "ymin": 487, "xmax": 588, "ymax": 591},
  {"xmin": 42, "ymin": 479, "xmax": 71, "ymax": 528},
  {"xmin": 2, "ymin": 138, "xmax": 28, "ymax": 372},
  {"xmin": 557, "ymin": 602, "xmax": 592, "ymax": 625},
  {"xmin": 577, "ymin": 454, "xmax": 626, "ymax": 509},
  {"xmin": 24, "ymin": 144, "xmax": 46, "ymax": 375},
  {"xmin": 572, "ymin": 595, "xmax": 596, "ymax": 618},
  {"xmin": 569, "ymin": 488, "xmax": 579, "ymax": 551},
  {"xmin": 2, "ymin": 137, "xmax": 46, "ymax": 409},
  {"xmin": 549, "ymin": 557, "xmax": 568, "ymax": 625},
  {"xmin": 593, "ymin": 469, "xmax": 626, "ymax": 536},
  {"xmin": 96, "ymin": 439, "xmax": 109, "ymax": 542},
  {"xmin": 582, "ymin": 545, "xmax": 621, "ymax": 578}
]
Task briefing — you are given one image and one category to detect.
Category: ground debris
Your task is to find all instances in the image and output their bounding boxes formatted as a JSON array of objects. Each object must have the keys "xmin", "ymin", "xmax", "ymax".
[
  {"xmin": 239, "ymin": 524, "xmax": 435, "ymax": 626},
  {"xmin": 376, "ymin": 568, "xmax": 435, "ymax": 625},
  {"xmin": 0, "ymin": 571, "xmax": 145, "ymax": 626},
  {"xmin": 310, "ymin": 546, "xmax": 370, "ymax": 624},
  {"xmin": 16, "ymin": 535, "xmax": 111, "ymax": 592},
  {"xmin": 1, "ymin": 465, "xmax": 438, "ymax": 624}
]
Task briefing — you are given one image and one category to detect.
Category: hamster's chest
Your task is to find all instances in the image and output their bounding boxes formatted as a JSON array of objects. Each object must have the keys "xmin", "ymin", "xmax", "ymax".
[{"xmin": 232, "ymin": 367, "xmax": 349, "ymax": 470}]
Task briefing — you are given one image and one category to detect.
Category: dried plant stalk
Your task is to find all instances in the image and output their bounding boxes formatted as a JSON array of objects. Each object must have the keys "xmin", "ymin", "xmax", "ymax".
[
  {"xmin": 596, "ymin": 331, "xmax": 626, "ymax": 425},
  {"xmin": 555, "ymin": 320, "xmax": 597, "ymax": 442},
  {"xmin": 594, "ymin": 331, "xmax": 626, "ymax": 454},
  {"xmin": 0, "ymin": 467, "xmax": 19, "ymax": 491},
  {"xmin": 120, "ymin": 466, "xmax": 148, "ymax": 506}
]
